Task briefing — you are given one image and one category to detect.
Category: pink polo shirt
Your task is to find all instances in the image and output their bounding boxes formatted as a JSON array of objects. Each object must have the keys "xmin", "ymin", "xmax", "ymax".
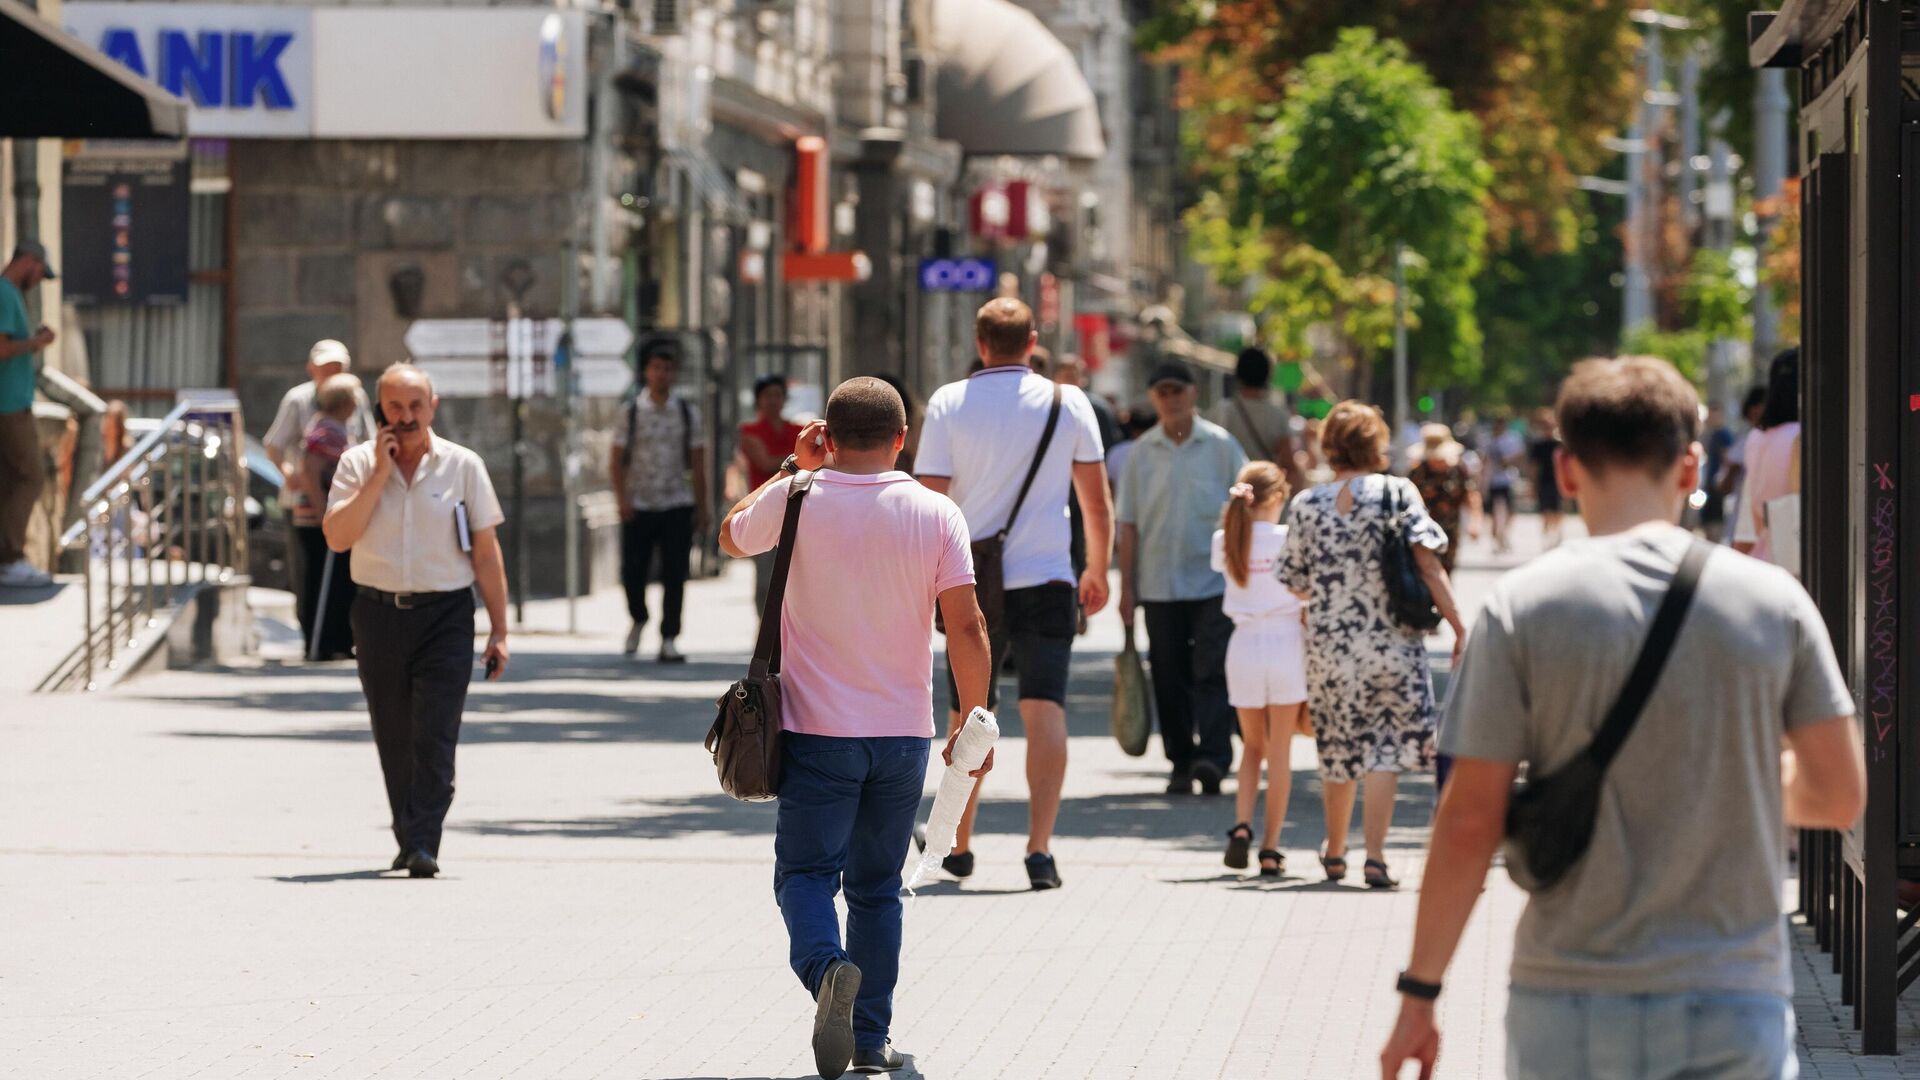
[{"xmin": 729, "ymin": 470, "xmax": 975, "ymax": 738}]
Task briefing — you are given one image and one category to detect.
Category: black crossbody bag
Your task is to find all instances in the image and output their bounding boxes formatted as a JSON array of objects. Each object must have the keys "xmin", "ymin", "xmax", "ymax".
[
  {"xmin": 705, "ymin": 471, "xmax": 814, "ymax": 801},
  {"xmin": 936, "ymin": 384, "xmax": 1062, "ymax": 634},
  {"xmin": 1503, "ymin": 537, "xmax": 1711, "ymax": 892}
]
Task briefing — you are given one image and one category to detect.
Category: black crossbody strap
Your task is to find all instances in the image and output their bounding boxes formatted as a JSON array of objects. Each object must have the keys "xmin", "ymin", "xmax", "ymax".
[
  {"xmin": 1585, "ymin": 537, "xmax": 1712, "ymax": 769},
  {"xmin": 751, "ymin": 471, "xmax": 814, "ymax": 678},
  {"xmin": 997, "ymin": 384, "xmax": 1063, "ymax": 541}
]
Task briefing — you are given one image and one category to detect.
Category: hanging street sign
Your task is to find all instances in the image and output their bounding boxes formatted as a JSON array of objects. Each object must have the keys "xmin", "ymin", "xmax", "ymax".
[{"xmin": 403, "ymin": 317, "xmax": 635, "ymax": 399}]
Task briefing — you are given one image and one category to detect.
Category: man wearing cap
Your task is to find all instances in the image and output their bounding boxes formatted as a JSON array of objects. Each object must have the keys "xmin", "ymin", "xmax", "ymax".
[
  {"xmin": 323, "ymin": 364, "xmax": 509, "ymax": 878},
  {"xmin": 0, "ymin": 243, "xmax": 57, "ymax": 588},
  {"xmin": 265, "ymin": 340, "xmax": 373, "ymax": 657},
  {"xmin": 1118, "ymin": 360, "xmax": 1247, "ymax": 795}
]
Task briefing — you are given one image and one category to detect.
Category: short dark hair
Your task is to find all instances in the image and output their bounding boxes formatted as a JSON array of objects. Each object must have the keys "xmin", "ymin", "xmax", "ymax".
[
  {"xmin": 1757, "ymin": 346, "xmax": 1799, "ymax": 430},
  {"xmin": 975, "ymin": 298, "xmax": 1035, "ymax": 361},
  {"xmin": 753, "ymin": 373, "xmax": 787, "ymax": 400},
  {"xmin": 1235, "ymin": 348, "xmax": 1272, "ymax": 390},
  {"xmin": 1556, "ymin": 356, "xmax": 1699, "ymax": 478},
  {"xmin": 641, "ymin": 342, "xmax": 679, "ymax": 369},
  {"xmin": 826, "ymin": 376, "xmax": 906, "ymax": 450}
]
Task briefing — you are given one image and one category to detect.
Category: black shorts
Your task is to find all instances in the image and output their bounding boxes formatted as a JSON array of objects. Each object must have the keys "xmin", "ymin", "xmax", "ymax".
[
  {"xmin": 945, "ymin": 582, "xmax": 1077, "ymax": 712},
  {"xmin": 1487, "ymin": 485, "xmax": 1514, "ymax": 514}
]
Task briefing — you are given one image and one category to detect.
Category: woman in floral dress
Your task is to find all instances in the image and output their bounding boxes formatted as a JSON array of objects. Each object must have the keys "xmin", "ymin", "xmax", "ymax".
[{"xmin": 1279, "ymin": 402, "xmax": 1466, "ymax": 889}]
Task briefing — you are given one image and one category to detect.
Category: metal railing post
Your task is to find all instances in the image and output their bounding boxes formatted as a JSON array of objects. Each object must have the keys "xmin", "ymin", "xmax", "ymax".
[
  {"xmin": 120, "ymin": 485, "xmax": 136, "ymax": 647},
  {"xmin": 141, "ymin": 471, "xmax": 156, "ymax": 626},
  {"xmin": 81, "ymin": 518, "xmax": 94, "ymax": 689},
  {"xmin": 101, "ymin": 501, "xmax": 116, "ymax": 670}
]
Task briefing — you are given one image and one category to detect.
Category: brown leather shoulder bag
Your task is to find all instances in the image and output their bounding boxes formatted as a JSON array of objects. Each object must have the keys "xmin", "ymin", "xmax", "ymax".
[{"xmin": 705, "ymin": 471, "xmax": 814, "ymax": 801}]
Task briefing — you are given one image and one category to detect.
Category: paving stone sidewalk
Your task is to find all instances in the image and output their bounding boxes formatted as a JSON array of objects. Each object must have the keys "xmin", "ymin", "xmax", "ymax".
[{"xmin": 0, "ymin": 518, "xmax": 1912, "ymax": 1078}]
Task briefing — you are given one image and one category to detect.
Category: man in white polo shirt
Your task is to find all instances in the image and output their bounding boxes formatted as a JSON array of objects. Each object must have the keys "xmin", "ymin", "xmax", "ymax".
[
  {"xmin": 323, "ymin": 364, "xmax": 509, "ymax": 880},
  {"xmin": 720, "ymin": 376, "xmax": 992, "ymax": 1079},
  {"xmin": 916, "ymin": 297, "xmax": 1112, "ymax": 892}
]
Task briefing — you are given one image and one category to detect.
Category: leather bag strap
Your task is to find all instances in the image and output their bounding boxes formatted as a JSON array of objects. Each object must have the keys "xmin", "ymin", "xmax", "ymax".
[
  {"xmin": 1585, "ymin": 537, "xmax": 1711, "ymax": 769},
  {"xmin": 997, "ymin": 384, "xmax": 1064, "ymax": 542},
  {"xmin": 751, "ymin": 471, "xmax": 814, "ymax": 678},
  {"xmin": 1232, "ymin": 395, "xmax": 1276, "ymax": 458}
]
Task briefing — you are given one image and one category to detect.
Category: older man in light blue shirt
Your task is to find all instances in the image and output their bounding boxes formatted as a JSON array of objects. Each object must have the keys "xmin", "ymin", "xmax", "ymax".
[{"xmin": 1117, "ymin": 361, "xmax": 1247, "ymax": 794}]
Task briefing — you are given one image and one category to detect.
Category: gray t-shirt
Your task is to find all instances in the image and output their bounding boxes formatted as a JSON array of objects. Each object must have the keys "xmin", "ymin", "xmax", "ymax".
[{"xmin": 1442, "ymin": 524, "xmax": 1853, "ymax": 997}]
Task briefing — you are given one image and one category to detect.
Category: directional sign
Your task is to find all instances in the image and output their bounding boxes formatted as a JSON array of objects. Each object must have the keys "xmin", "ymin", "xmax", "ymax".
[
  {"xmin": 918, "ymin": 257, "xmax": 996, "ymax": 293},
  {"xmin": 403, "ymin": 317, "xmax": 637, "ymax": 399},
  {"xmin": 402, "ymin": 317, "xmax": 634, "ymax": 360}
]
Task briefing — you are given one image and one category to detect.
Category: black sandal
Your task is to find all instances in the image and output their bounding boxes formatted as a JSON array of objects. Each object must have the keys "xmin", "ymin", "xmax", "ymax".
[
  {"xmin": 1364, "ymin": 859, "xmax": 1399, "ymax": 890},
  {"xmin": 1224, "ymin": 823, "xmax": 1252, "ymax": 870},
  {"xmin": 1258, "ymin": 849, "xmax": 1284, "ymax": 878},
  {"xmin": 1320, "ymin": 849, "xmax": 1348, "ymax": 882}
]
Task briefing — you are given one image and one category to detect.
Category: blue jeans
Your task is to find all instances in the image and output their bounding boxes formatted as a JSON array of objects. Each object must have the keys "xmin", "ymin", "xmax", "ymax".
[
  {"xmin": 1508, "ymin": 987, "xmax": 1797, "ymax": 1080},
  {"xmin": 773, "ymin": 733, "xmax": 929, "ymax": 1053}
]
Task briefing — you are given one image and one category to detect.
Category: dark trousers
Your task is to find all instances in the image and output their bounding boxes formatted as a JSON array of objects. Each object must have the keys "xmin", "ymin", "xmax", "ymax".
[
  {"xmin": 621, "ymin": 507, "xmax": 694, "ymax": 638},
  {"xmin": 1142, "ymin": 596, "xmax": 1235, "ymax": 773},
  {"xmin": 292, "ymin": 524, "xmax": 356, "ymax": 658},
  {"xmin": 350, "ymin": 591, "xmax": 474, "ymax": 858},
  {"xmin": 774, "ymin": 734, "xmax": 929, "ymax": 1054},
  {"xmin": 0, "ymin": 409, "xmax": 43, "ymax": 566}
]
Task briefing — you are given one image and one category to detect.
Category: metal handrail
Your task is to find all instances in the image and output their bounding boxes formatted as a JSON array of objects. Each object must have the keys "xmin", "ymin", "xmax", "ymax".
[{"xmin": 39, "ymin": 398, "xmax": 249, "ymax": 692}]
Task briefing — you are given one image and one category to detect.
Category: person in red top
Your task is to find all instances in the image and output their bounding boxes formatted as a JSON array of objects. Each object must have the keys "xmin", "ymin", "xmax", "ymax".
[{"xmin": 737, "ymin": 374, "xmax": 804, "ymax": 607}]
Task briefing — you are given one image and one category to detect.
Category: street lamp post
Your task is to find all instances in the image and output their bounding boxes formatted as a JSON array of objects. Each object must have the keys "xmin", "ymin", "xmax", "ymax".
[{"xmin": 1392, "ymin": 241, "xmax": 1409, "ymax": 438}]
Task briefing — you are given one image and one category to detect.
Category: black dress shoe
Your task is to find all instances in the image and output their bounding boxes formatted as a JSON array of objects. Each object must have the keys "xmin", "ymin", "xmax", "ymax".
[
  {"xmin": 390, "ymin": 852, "xmax": 408, "ymax": 872},
  {"xmin": 812, "ymin": 959, "xmax": 862, "ymax": 1080},
  {"xmin": 1192, "ymin": 759, "xmax": 1224, "ymax": 795},
  {"xmin": 406, "ymin": 850, "xmax": 439, "ymax": 878},
  {"xmin": 941, "ymin": 851, "xmax": 974, "ymax": 879},
  {"xmin": 1166, "ymin": 767, "xmax": 1194, "ymax": 795},
  {"xmin": 851, "ymin": 1043, "xmax": 906, "ymax": 1073}
]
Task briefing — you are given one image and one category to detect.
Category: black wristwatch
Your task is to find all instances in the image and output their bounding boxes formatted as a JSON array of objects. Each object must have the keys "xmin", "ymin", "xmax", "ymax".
[
  {"xmin": 779, "ymin": 454, "xmax": 801, "ymax": 476},
  {"xmin": 1396, "ymin": 972, "xmax": 1443, "ymax": 1001}
]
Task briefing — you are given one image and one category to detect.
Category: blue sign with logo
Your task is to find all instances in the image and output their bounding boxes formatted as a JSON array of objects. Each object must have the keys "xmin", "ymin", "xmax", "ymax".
[{"xmin": 919, "ymin": 258, "xmax": 996, "ymax": 293}]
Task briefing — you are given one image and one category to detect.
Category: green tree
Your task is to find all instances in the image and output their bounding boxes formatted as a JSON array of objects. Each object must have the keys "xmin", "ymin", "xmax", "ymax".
[{"xmin": 1223, "ymin": 28, "xmax": 1492, "ymax": 398}]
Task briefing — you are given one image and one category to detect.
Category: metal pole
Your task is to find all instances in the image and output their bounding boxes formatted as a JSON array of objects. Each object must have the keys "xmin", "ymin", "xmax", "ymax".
[
  {"xmin": 141, "ymin": 471, "xmax": 156, "ymax": 626},
  {"xmin": 1705, "ymin": 111, "xmax": 1735, "ymax": 415},
  {"xmin": 121, "ymin": 486, "xmax": 136, "ymax": 646},
  {"xmin": 1622, "ymin": 29, "xmax": 1654, "ymax": 337},
  {"xmin": 81, "ymin": 521, "xmax": 94, "ymax": 688},
  {"xmin": 1678, "ymin": 47, "xmax": 1702, "ymax": 233},
  {"xmin": 1752, "ymin": 66, "xmax": 1790, "ymax": 360},
  {"xmin": 1392, "ymin": 241, "xmax": 1409, "ymax": 437},
  {"xmin": 562, "ymin": 236, "xmax": 581, "ymax": 636},
  {"xmin": 102, "ymin": 501, "xmax": 116, "ymax": 666}
]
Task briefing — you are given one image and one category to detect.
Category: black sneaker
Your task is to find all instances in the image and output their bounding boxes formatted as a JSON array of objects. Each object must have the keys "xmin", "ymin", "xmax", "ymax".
[
  {"xmin": 851, "ymin": 1043, "xmax": 906, "ymax": 1074},
  {"xmin": 1025, "ymin": 852, "xmax": 1062, "ymax": 891},
  {"xmin": 1192, "ymin": 759, "xmax": 1224, "ymax": 796},
  {"xmin": 812, "ymin": 959, "xmax": 862, "ymax": 1080},
  {"xmin": 1166, "ymin": 767, "xmax": 1194, "ymax": 795}
]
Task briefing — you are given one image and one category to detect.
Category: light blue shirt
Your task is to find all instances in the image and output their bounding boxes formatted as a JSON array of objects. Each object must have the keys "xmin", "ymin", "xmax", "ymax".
[{"xmin": 1117, "ymin": 416, "xmax": 1247, "ymax": 602}]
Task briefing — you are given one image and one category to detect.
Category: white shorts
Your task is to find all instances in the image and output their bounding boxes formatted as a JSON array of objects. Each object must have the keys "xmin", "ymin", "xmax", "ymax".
[{"xmin": 1225, "ymin": 616, "xmax": 1308, "ymax": 710}]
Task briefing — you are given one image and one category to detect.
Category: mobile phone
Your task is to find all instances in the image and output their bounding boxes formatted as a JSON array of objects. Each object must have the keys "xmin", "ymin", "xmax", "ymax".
[
  {"xmin": 485, "ymin": 655, "xmax": 500, "ymax": 680},
  {"xmin": 372, "ymin": 402, "xmax": 387, "ymax": 428}
]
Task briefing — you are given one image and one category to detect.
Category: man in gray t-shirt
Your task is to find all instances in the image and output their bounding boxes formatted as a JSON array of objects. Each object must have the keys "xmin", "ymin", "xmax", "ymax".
[{"xmin": 1381, "ymin": 356, "xmax": 1864, "ymax": 1080}]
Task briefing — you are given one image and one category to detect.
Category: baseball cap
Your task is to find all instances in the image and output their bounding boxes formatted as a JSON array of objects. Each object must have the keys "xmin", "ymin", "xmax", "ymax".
[
  {"xmin": 309, "ymin": 340, "xmax": 351, "ymax": 369},
  {"xmin": 1147, "ymin": 360, "xmax": 1195, "ymax": 388},
  {"xmin": 13, "ymin": 241, "xmax": 56, "ymax": 280}
]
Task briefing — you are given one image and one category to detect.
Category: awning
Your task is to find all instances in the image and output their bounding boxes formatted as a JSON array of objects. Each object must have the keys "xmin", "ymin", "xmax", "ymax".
[
  {"xmin": 929, "ymin": 0, "xmax": 1106, "ymax": 161},
  {"xmin": 0, "ymin": 0, "xmax": 187, "ymax": 138}
]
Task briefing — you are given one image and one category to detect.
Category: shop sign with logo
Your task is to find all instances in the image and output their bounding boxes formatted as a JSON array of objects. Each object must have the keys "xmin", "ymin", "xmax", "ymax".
[
  {"xmin": 918, "ymin": 258, "xmax": 996, "ymax": 293},
  {"xmin": 62, "ymin": 5, "xmax": 585, "ymax": 139}
]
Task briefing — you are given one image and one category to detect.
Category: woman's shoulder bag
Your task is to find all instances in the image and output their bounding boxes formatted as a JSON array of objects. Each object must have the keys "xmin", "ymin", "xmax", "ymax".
[
  {"xmin": 705, "ymin": 472, "xmax": 814, "ymax": 801},
  {"xmin": 1379, "ymin": 477, "xmax": 1443, "ymax": 631}
]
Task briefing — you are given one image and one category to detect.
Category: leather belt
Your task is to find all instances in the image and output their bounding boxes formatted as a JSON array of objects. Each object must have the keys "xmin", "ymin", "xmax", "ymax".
[{"xmin": 357, "ymin": 586, "xmax": 468, "ymax": 610}]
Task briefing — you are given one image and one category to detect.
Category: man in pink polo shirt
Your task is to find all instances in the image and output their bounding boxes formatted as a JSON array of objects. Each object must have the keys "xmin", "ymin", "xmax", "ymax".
[{"xmin": 719, "ymin": 376, "xmax": 993, "ymax": 1079}]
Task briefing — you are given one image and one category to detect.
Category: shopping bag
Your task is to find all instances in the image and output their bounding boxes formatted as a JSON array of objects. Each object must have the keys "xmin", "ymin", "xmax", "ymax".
[{"xmin": 1112, "ymin": 619, "xmax": 1154, "ymax": 757}]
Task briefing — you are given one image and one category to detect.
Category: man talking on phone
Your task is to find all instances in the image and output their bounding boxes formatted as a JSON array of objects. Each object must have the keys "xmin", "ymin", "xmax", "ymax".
[{"xmin": 324, "ymin": 363, "xmax": 510, "ymax": 878}]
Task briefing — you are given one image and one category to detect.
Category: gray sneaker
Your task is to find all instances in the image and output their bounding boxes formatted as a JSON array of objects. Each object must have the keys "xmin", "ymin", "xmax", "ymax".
[
  {"xmin": 812, "ymin": 959, "xmax": 861, "ymax": 1080},
  {"xmin": 851, "ymin": 1043, "xmax": 906, "ymax": 1073},
  {"xmin": 623, "ymin": 624, "xmax": 642, "ymax": 656},
  {"xmin": 658, "ymin": 638, "xmax": 686, "ymax": 664}
]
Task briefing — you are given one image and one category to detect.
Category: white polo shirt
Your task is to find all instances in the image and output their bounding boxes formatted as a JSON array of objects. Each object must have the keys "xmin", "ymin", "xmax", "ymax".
[
  {"xmin": 915, "ymin": 365, "xmax": 1105, "ymax": 590},
  {"xmin": 328, "ymin": 432, "xmax": 505, "ymax": 593}
]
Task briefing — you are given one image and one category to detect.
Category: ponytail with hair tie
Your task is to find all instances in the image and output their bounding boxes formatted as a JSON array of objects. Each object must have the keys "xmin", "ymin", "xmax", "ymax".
[{"xmin": 1220, "ymin": 463, "xmax": 1287, "ymax": 588}]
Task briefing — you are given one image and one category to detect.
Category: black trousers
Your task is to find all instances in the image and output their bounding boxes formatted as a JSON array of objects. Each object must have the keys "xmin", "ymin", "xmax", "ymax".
[
  {"xmin": 350, "ymin": 591, "xmax": 474, "ymax": 858},
  {"xmin": 292, "ymin": 524, "xmax": 356, "ymax": 659},
  {"xmin": 1142, "ymin": 596, "xmax": 1235, "ymax": 773},
  {"xmin": 622, "ymin": 507, "xmax": 694, "ymax": 638}
]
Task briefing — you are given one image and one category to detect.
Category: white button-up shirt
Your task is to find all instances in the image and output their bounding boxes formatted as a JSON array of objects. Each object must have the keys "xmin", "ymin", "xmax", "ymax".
[{"xmin": 328, "ymin": 433, "xmax": 504, "ymax": 593}]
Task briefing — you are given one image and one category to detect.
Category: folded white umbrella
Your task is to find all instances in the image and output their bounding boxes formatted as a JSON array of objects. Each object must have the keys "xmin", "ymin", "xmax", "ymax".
[{"xmin": 906, "ymin": 707, "xmax": 999, "ymax": 892}]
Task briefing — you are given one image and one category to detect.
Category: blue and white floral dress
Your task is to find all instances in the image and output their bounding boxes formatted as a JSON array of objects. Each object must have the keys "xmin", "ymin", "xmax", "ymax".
[{"xmin": 1279, "ymin": 473, "xmax": 1447, "ymax": 782}]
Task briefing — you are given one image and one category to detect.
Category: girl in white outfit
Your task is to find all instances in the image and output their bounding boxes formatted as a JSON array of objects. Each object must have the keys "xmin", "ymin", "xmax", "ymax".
[{"xmin": 1211, "ymin": 461, "xmax": 1309, "ymax": 877}]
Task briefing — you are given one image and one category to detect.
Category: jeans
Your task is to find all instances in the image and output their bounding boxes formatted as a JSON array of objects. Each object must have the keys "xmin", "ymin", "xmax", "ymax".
[
  {"xmin": 774, "ymin": 733, "xmax": 929, "ymax": 1053},
  {"xmin": 1508, "ymin": 987, "xmax": 1797, "ymax": 1080},
  {"xmin": 620, "ymin": 506, "xmax": 693, "ymax": 637},
  {"xmin": 1141, "ymin": 596, "xmax": 1235, "ymax": 773}
]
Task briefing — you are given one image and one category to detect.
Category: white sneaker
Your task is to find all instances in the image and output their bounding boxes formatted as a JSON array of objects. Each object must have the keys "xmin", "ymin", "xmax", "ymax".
[
  {"xmin": 658, "ymin": 638, "xmax": 686, "ymax": 664},
  {"xmin": 623, "ymin": 624, "xmax": 643, "ymax": 656},
  {"xmin": 0, "ymin": 559, "xmax": 51, "ymax": 587}
]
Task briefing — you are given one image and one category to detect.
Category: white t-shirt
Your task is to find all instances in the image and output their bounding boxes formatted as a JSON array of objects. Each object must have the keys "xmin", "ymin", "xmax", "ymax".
[
  {"xmin": 916, "ymin": 365, "xmax": 1106, "ymax": 590},
  {"xmin": 1211, "ymin": 521, "xmax": 1302, "ymax": 623}
]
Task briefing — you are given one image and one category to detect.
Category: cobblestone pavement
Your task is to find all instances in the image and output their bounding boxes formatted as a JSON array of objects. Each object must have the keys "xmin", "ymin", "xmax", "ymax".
[{"xmin": 1, "ymin": 517, "xmax": 1913, "ymax": 1078}]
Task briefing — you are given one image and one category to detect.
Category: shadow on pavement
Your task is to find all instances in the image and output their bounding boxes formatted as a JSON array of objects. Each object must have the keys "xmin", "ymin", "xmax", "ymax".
[
  {"xmin": 0, "ymin": 581, "xmax": 66, "ymax": 605},
  {"xmin": 267, "ymin": 868, "xmax": 405, "ymax": 884}
]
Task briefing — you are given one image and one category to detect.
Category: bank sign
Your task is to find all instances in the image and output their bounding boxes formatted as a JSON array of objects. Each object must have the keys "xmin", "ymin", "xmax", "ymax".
[{"xmin": 62, "ymin": 5, "xmax": 585, "ymax": 139}]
